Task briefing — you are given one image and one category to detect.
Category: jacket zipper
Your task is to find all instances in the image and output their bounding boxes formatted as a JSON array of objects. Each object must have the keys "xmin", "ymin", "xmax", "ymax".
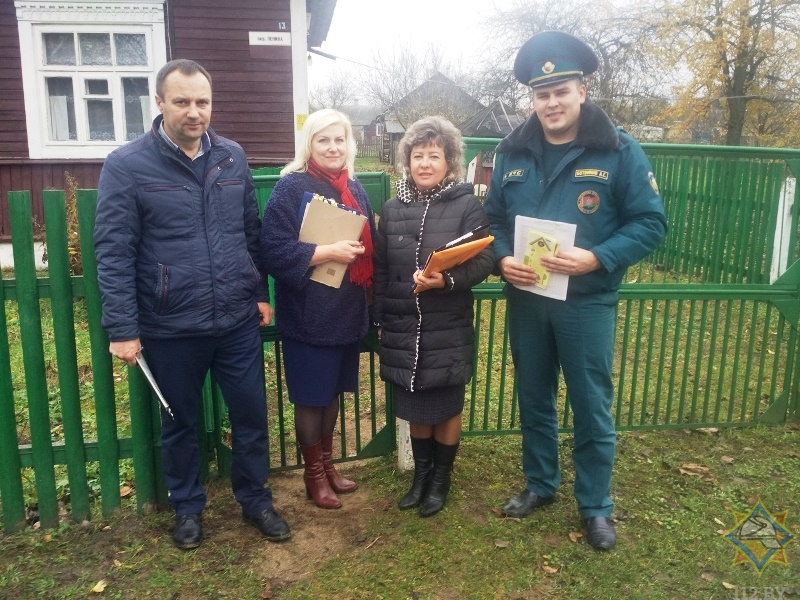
[
  {"xmin": 156, "ymin": 263, "xmax": 170, "ymax": 314},
  {"xmin": 409, "ymin": 200, "xmax": 432, "ymax": 392}
]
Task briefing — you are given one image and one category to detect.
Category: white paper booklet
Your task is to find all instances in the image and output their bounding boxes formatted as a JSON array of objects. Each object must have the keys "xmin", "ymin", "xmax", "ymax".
[{"xmin": 513, "ymin": 216, "xmax": 577, "ymax": 301}]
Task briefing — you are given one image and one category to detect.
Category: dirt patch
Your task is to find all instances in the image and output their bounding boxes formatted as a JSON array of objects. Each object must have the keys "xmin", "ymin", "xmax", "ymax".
[{"xmin": 195, "ymin": 464, "xmax": 394, "ymax": 594}]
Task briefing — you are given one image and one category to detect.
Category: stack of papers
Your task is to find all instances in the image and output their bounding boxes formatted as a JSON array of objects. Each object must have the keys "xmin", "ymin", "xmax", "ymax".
[
  {"xmin": 513, "ymin": 216, "xmax": 576, "ymax": 301},
  {"xmin": 298, "ymin": 193, "xmax": 367, "ymax": 288}
]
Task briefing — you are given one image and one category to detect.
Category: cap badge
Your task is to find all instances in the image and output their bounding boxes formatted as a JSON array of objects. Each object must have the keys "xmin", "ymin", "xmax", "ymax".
[{"xmin": 542, "ymin": 61, "xmax": 555, "ymax": 74}]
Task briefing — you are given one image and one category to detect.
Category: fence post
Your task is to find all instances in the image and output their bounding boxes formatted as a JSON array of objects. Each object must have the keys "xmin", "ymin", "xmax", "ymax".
[
  {"xmin": 8, "ymin": 191, "xmax": 59, "ymax": 528},
  {"xmin": 41, "ymin": 190, "xmax": 91, "ymax": 523},
  {"xmin": 127, "ymin": 366, "xmax": 160, "ymax": 513},
  {"xmin": 0, "ymin": 270, "xmax": 26, "ymax": 532},
  {"xmin": 75, "ymin": 189, "xmax": 120, "ymax": 517}
]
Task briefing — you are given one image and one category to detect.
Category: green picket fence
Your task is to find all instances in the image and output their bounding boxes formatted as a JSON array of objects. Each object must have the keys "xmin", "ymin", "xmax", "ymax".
[{"xmin": 1, "ymin": 147, "xmax": 799, "ymax": 533}]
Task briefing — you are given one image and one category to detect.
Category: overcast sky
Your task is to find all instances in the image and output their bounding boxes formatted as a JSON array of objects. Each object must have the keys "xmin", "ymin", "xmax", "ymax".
[{"xmin": 308, "ymin": 0, "xmax": 498, "ymax": 90}]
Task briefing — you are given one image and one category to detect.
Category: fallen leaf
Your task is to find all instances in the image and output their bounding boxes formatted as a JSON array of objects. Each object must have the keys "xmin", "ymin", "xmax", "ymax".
[
  {"xmin": 542, "ymin": 565, "xmax": 559, "ymax": 574},
  {"xmin": 722, "ymin": 582, "xmax": 736, "ymax": 590},
  {"xmin": 568, "ymin": 531, "xmax": 583, "ymax": 543},
  {"xmin": 679, "ymin": 463, "xmax": 714, "ymax": 480},
  {"xmin": 119, "ymin": 485, "xmax": 133, "ymax": 498},
  {"xmin": 680, "ymin": 463, "xmax": 709, "ymax": 472},
  {"xmin": 716, "ymin": 529, "xmax": 727, "ymax": 535},
  {"xmin": 700, "ymin": 572, "xmax": 715, "ymax": 581},
  {"xmin": 91, "ymin": 579, "xmax": 108, "ymax": 593},
  {"xmin": 494, "ymin": 539, "xmax": 510, "ymax": 548},
  {"xmin": 42, "ymin": 533, "xmax": 52, "ymax": 542},
  {"xmin": 713, "ymin": 517, "xmax": 726, "ymax": 526},
  {"xmin": 490, "ymin": 507, "xmax": 504, "ymax": 517},
  {"xmin": 113, "ymin": 559, "xmax": 122, "ymax": 568},
  {"xmin": 720, "ymin": 456, "xmax": 735, "ymax": 464}
]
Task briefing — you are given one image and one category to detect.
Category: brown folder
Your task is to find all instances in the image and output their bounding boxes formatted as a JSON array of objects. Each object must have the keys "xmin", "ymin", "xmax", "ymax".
[{"xmin": 298, "ymin": 196, "xmax": 367, "ymax": 288}]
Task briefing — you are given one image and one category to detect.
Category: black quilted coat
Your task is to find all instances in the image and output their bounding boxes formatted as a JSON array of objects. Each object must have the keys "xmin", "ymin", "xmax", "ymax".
[{"xmin": 373, "ymin": 182, "xmax": 494, "ymax": 392}]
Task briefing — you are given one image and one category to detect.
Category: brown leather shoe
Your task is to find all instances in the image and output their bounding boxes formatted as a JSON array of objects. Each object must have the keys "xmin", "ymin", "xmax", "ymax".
[
  {"xmin": 301, "ymin": 441, "xmax": 342, "ymax": 509},
  {"xmin": 321, "ymin": 434, "xmax": 358, "ymax": 494}
]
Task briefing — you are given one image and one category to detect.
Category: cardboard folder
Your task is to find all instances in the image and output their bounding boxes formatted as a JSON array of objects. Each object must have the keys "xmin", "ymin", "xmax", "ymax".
[
  {"xmin": 420, "ymin": 235, "xmax": 494, "ymax": 278},
  {"xmin": 298, "ymin": 195, "xmax": 367, "ymax": 288},
  {"xmin": 413, "ymin": 225, "xmax": 493, "ymax": 293}
]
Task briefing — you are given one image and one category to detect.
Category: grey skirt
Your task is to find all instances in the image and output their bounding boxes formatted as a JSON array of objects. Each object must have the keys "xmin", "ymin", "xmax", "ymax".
[{"xmin": 392, "ymin": 384, "xmax": 465, "ymax": 425}]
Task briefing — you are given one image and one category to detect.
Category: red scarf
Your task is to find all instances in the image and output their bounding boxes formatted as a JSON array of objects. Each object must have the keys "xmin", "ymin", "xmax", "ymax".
[{"xmin": 307, "ymin": 158, "xmax": 374, "ymax": 287}]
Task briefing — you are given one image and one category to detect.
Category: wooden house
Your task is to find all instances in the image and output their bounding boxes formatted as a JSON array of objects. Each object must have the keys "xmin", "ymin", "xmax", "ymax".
[
  {"xmin": 374, "ymin": 71, "xmax": 485, "ymax": 165},
  {"xmin": 0, "ymin": 0, "xmax": 336, "ymax": 241}
]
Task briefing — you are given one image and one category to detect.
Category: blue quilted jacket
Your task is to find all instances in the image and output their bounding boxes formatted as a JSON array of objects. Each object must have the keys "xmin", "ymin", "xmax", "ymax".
[{"xmin": 94, "ymin": 115, "xmax": 267, "ymax": 341}]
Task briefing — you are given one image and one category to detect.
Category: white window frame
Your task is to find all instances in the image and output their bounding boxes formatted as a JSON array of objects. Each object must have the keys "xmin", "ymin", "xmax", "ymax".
[{"xmin": 15, "ymin": 1, "xmax": 167, "ymax": 159}]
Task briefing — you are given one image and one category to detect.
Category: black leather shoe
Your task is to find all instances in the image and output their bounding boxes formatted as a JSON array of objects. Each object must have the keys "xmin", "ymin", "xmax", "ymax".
[
  {"xmin": 501, "ymin": 490, "xmax": 555, "ymax": 518},
  {"xmin": 172, "ymin": 513, "xmax": 202, "ymax": 550},
  {"xmin": 243, "ymin": 508, "xmax": 292, "ymax": 542},
  {"xmin": 584, "ymin": 516, "xmax": 616, "ymax": 550}
]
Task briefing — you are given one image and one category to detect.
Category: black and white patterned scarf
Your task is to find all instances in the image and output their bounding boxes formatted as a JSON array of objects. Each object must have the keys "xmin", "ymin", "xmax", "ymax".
[{"xmin": 395, "ymin": 177, "xmax": 457, "ymax": 204}]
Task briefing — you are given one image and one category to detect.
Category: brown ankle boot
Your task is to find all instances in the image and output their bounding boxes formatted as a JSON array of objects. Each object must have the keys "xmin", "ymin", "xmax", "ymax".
[
  {"xmin": 300, "ymin": 441, "xmax": 342, "ymax": 509},
  {"xmin": 321, "ymin": 434, "xmax": 358, "ymax": 494}
]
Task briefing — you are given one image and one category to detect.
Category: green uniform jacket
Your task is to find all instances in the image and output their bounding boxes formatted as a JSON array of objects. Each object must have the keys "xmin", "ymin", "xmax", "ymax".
[{"xmin": 484, "ymin": 99, "xmax": 667, "ymax": 298}]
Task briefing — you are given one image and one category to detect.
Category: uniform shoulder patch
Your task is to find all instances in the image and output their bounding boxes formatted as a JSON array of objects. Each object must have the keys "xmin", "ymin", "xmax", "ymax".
[{"xmin": 648, "ymin": 172, "xmax": 660, "ymax": 195}]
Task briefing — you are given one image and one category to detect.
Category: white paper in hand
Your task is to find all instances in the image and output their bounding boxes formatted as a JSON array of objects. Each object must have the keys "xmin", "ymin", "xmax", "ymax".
[{"xmin": 513, "ymin": 216, "xmax": 576, "ymax": 301}]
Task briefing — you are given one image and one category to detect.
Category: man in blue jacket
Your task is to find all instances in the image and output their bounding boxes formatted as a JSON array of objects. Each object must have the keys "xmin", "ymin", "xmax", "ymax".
[
  {"xmin": 94, "ymin": 59, "xmax": 290, "ymax": 549},
  {"xmin": 484, "ymin": 31, "xmax": 667, "ymax": 550}
]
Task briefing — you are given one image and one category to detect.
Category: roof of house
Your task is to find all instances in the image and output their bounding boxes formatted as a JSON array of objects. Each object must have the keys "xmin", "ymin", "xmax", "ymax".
[
  {"xmin": 340, "ymin": 105, "xmax": 383, "ymax": 127},
  {"xmin": 307, "ymin": 0, "xmax": 337, "ymax": 48},
  {"xmin": 377, "ymin": 71, "xmax": 486, "ymax": 134},
  {"xmin": 459, "ymin": 100, "xmax": 527, "ymax": 137},
  {"xmin": 393, "ymin": 71, "xmax": 484, "ymax": 114}
]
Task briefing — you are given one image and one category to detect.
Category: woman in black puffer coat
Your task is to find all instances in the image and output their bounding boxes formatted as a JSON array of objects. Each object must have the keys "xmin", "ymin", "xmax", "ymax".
[{"xmin": 373, "ymin": 116, "xmax": 494, "ymax": 517}]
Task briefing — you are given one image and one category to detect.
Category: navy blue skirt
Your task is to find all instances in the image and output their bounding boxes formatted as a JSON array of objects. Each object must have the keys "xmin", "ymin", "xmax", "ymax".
[{"xmin": 282, "ymin": 338, "xmax": 360, "ymax": 407}]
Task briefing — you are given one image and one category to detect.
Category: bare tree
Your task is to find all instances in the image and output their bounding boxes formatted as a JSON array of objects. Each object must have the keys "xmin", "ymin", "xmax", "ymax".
[
  {"xmin": 476, "ymin": 0, "xmax": 666, "ymax": 129},
  {"xmin": 356, "ymin": 43, "xmax": 475, "ymax": 129},
  {"xmin": 309, "ymin": 70, "xmax": 361, "ymax": 111}
]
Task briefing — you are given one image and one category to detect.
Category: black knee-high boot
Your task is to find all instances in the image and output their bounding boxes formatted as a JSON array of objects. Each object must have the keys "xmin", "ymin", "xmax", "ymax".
[
  {"xmin": 398, "ymin": 437, "xmax": 434, "ymax": 510},
  {"xmin": 419, "ymin": 441, "xmax": 459, "ymax": 518}
]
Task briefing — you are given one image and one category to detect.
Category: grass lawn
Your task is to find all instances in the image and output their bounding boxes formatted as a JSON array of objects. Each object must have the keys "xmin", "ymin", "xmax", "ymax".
[{"xmin": 1, "ymin": 424, "xmax": 798, "ymax": 599}]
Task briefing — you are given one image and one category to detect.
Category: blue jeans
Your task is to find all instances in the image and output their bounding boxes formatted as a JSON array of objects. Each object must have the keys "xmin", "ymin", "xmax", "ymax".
[{"xmin": 142, "ymin": 318, "xmax": 273, "ymax": 516}]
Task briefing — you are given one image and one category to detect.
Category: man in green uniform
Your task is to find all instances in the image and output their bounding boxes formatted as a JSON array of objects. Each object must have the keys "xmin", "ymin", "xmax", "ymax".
[{"xmin": 484, "ymin": 30, "xmax": 667, "ymax": 550}]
